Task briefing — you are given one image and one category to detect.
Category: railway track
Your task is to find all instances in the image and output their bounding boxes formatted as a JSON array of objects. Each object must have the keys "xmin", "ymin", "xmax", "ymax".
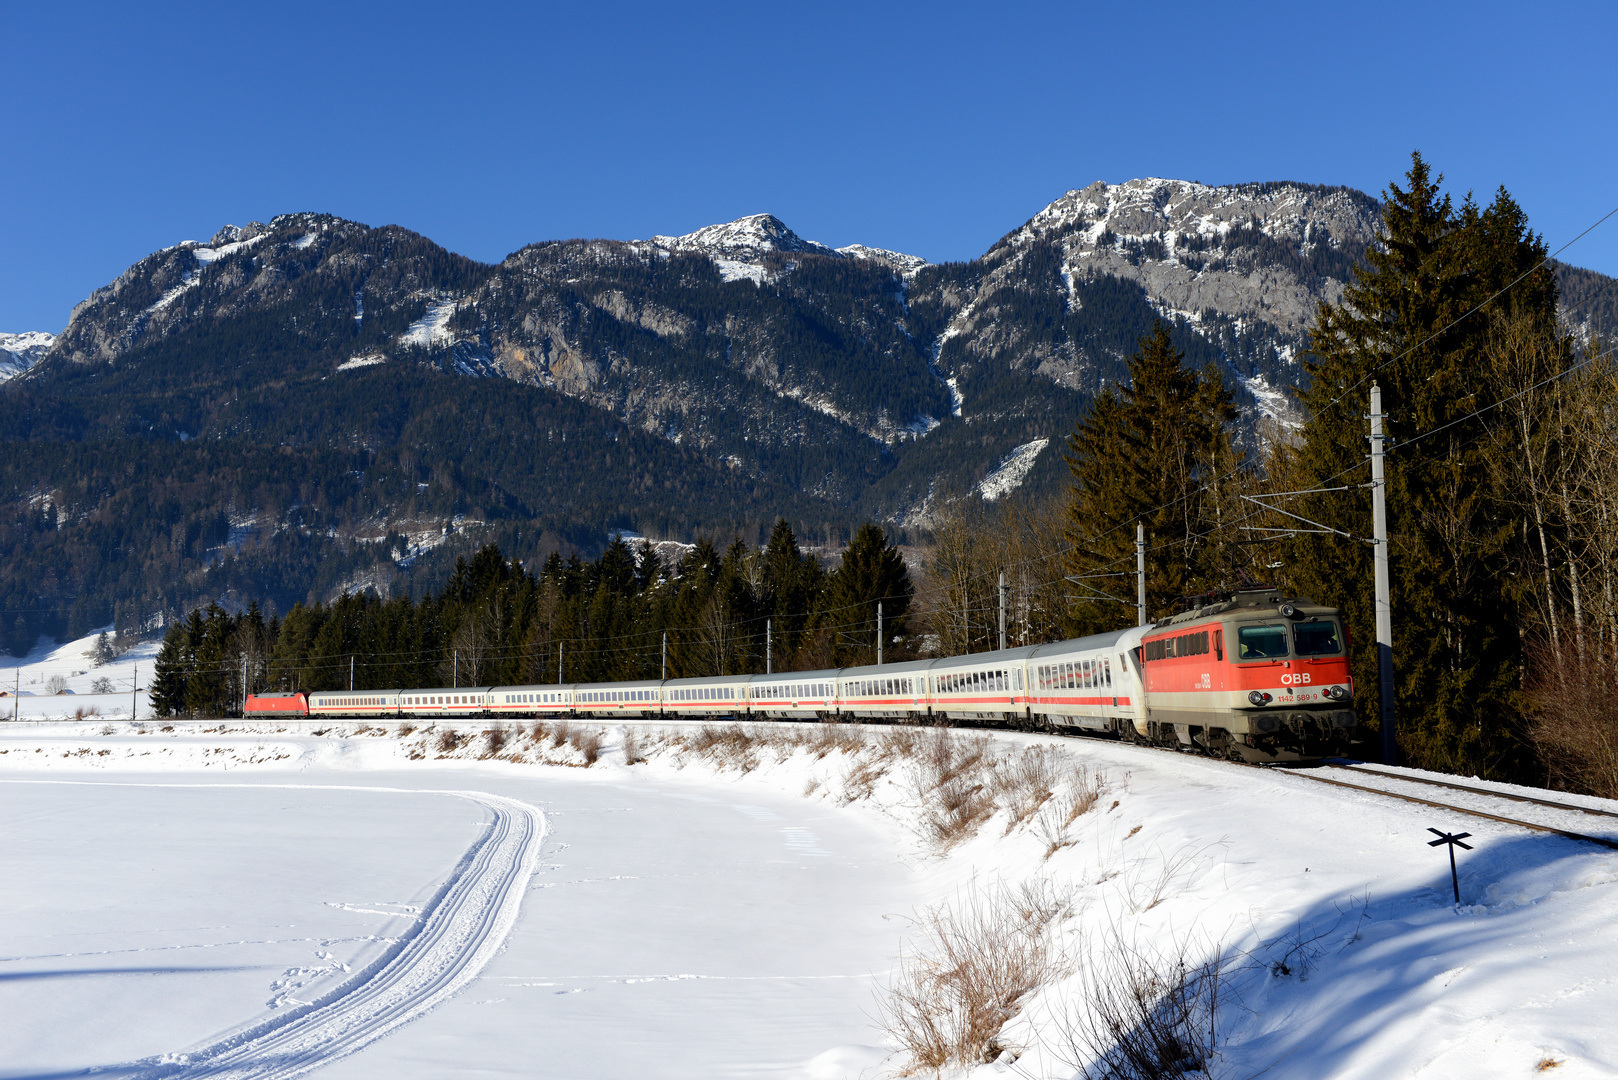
[{"xmin": 1279, "ymin": 762, "xmax": 1618, "ymax": 851}]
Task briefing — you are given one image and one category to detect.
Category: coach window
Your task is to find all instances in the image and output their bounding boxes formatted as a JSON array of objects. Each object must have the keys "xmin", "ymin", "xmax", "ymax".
[
  {"xmin": 1236, "ymin": 625, "xmax": 1289, "ymax": 660},
  {"xmin": 1294, "ymin": 620, "xmax": 1343, "ymax": 656}
]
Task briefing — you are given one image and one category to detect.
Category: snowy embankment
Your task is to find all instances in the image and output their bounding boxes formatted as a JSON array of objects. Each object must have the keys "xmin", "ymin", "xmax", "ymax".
[{"xmin": 3, "ymin": 715, "xmax": 1617, "ymax": 1079}]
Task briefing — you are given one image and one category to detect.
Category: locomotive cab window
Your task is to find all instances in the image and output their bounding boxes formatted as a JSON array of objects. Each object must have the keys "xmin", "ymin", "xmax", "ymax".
[
  {"xmin": 1236, "ymin": 625, "xmax": 1289, "ymax": 659},
  {"xmin": 1294, "ymin": 620, "xmax": 1343, "ymax": 656}
]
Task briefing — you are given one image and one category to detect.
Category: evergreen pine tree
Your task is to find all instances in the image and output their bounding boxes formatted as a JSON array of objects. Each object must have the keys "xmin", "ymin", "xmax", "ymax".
[
  {"xmin": 1064, "ymin": 322, "xmax": 1238, "ymax": 635},
  {"xmin": 150, "ymin": 621, "xmax": 188, "ymax": 716},
  {"xmin": 826, "ymin": 524, "xmax": 912, "ymax": 664},
  {"xmin": 1284, "ymin": 153, "xmax": 1557, "ymax": 778}
]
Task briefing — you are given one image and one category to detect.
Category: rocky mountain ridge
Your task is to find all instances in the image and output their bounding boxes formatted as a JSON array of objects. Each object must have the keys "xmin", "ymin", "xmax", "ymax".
[{"xmin": 7, "ymin": 178, "xmax": 1616, "ymax": 651}]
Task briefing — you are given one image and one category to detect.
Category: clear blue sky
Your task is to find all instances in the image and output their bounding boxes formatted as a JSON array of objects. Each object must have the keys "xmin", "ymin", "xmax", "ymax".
[{"xmin": 3, "ymin": 0, "xmax": 1615, "ymax": 332}]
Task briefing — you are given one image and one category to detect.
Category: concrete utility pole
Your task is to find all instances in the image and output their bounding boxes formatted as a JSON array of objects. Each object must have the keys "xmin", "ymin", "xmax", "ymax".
[
  {"xmin": 243, "ymin": 656, "xmax": 249, "ymax": 714},
  {"xmin": 998, "ymin": 571, "xmax": 1008, "ymax": 651},
  {"xmin": 766, "ymin": 619, "xmax": 772, "ymax": 675},
  {"xmin": 1135, "ymin": 523, "xmax": 1147, "ymax": 626},
  {"xmin": 661, "ymin": 632, "xmax": 667, "ymax": 681},
  {"xmin": 558, "ymin": 642, "xmax": 564, "ymax": 684},
  {"xmin": 876, "ymin": 603, "xmax": 884, "ymax": 666},
  {"xmin": 350, "ymin": 656, "xmax": 355, "ymax": 691},
  {"xmin": 1370, "ymin": 382, "xmax": 1396, "ymax": 766},
  {"xmin": 453, "ymin": 651, "xmax": 457, "ymax": 688},
  {"xmin": 131, "ymin": 663, "xmax": 137, "ymax": 722}
]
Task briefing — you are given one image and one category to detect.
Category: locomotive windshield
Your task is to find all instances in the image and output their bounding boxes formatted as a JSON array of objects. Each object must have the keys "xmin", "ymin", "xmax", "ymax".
[
  {"xmin": 1293, "ymin": 620, "xmax": 1343, "ymax": 655},
  {"xmin": 1236, "ymin": 625, "xmax": 1289, "ymax": 659}
]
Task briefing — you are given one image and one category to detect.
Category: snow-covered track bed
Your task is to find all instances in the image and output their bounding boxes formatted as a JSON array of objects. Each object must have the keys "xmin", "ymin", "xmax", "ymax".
[
  {"xmin": 134, "ymin": 787, "xmax": 544, "ymax": 1080},
  {"xmin": 1287, "ymin": 764, "xmax": 1618, "ymax": 850}
]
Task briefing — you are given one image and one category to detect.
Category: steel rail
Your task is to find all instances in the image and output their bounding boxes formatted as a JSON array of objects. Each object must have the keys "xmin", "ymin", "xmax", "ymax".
[
  {"xmin": 1278, "ymin": 770, "xmax": 1618, "ymax": 851},
  {"xmin": 1324, "ymin": 761, "xmax": 1618, "ymax": 822}
]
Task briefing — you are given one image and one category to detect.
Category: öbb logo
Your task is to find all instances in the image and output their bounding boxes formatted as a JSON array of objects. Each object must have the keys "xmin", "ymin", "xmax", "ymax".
[{"xmin": 1279, "ymin": 672, "xmax": 1312, "ymax": 686}]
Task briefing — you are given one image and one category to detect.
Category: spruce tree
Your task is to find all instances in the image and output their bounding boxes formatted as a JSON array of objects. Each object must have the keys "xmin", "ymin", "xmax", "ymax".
[
  {"xmin": 150, "ymin": 621, "xmax": 188, "ymax": 716},
  {"xmin": 1284, "ymin": 153, "xmax": 1557, "ymax": 778},
  {"xmin": 826, "ymin": 524, "xmax": 912, "ymax": 664},
  {"xmin": 1064, "ymin": 322, "xmax": 1237, "ymax": 635}
]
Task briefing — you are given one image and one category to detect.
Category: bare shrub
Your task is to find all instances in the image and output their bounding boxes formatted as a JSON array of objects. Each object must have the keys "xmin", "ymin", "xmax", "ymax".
[
  {"xmin": 47, "ymin": 674, "xmax": 66, "ymax": 695},
  {"xmin": 1036, "ymin": 762, "xmax": 1112, "ymax": 859},
  {"xmin": 879, "ymin": 727, "xmax": 921, "ymax": 761},
  {"xmin": 840, "ymin": 754, "xmax": 889, "ymax": 803},
  {"xmin": 100, "ymin": 723, "xmax": 116, "ymax": 735},
  {"xmin": 810, "ymin": 723, "xmax": 860, "ymax": 759},
  {"xmin": 72, "ymin": 706, "xmax": 100, "ymax": 722},
  {"xmin": 436, "ymin": 728, "xmax": 461, "ymax": 753},
  {"xmin": 913, "ymin": 730, "xmax": 996, "ymax": 852},
  {"xmin": 90, "ymin": 676, "xmax": 114, "ymax": 694},
  {"xmin": 570, "ymin": 727, "xmax": 601, "ymax": 765},
  {"xmin": 684, "ymin": 725, "xmax": 760, "ymax": 772},
  {"xmin": 551, "ymin": 720, "xmax": 571, "ymax": 748},
  {"xmin": 1060, "ymin": 923, "xmax": 1224, "ymax": 1080},
  {"xmin": 483, "ymin": 725, "xmax": 507, "ymax": 757},
  {"xmin": 993, "ymin": 744, "xmax": 1061, "ymax": 834},
  {"xmin": 622, "ymin": 727, "xmax": 644, "ymax": 765},
  {"xmin": 530, "ymin": 721, "xmax": 550, "ymax": 743},
  {"xmin": 1529, "ymin": 645, "xmax": 1618, "ymax": 798},
  {"xmin": 397, "ymin": 722, "xmax": 416, "ymax": 738},
  {"xmin": 882, "ymin": 879, "xmax": 1071, "ymax": 1073}
]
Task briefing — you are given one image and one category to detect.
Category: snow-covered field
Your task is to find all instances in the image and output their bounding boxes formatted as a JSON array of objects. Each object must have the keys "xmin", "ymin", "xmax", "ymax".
[{"xmin": 3, "ymin": 633, "xmax": 1617, "ymax": 1078}]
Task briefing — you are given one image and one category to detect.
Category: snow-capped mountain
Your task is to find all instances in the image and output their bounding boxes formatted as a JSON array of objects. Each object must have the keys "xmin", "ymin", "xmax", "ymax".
[
  {"xmin": 643, "ymin": 213, "xmax": 929, "ymax": 283},
  {"xmin": 0, "ymin": 331, "xmax": 55, "ymax": 382},
  {"xmin": 8, "ymin": 180, "xmax": 1618, "ymax": 650}
]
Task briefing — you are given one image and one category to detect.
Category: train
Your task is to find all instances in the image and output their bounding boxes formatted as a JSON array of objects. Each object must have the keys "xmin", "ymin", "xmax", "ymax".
[{"xmin": 245, "ymin": 587, "xmax": 1358, "ymax": 763}]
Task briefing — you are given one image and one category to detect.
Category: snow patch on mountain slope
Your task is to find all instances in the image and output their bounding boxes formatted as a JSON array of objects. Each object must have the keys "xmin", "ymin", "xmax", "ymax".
[
  {"xmin": 977, "ymin": 437, "xmax": 1050, "ymax": 501},
  {"xmin": 400, "ymin": 299, "xmax": 458, "ymax": 348},
  {"xmin": 190, "ymin": 233, "xmax": 269, "ymax": 265},
  {"xmin": 1243, "ymin": 373, "xmax": 1301, "ymax": 428},
  {"xmin": 712, "ymin": 259, "xmax": 770, "ymax": 286},
  {"xmin": 338, "ymin": 353, "xmax": 388, "ymax": 372},
  {"xmin": 0, "ymin": 331, "xmax": 55, "ymax": 382}
]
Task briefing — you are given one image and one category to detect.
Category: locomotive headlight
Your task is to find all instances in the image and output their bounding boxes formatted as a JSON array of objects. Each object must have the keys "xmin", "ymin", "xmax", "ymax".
[
  {"xmin": 1248, "ymin": 690, "xmax": 1272, "ymax": 706},
  {"xmin": 1325, "ymin": 685, "xmax": 1349, "ymax": 701}
]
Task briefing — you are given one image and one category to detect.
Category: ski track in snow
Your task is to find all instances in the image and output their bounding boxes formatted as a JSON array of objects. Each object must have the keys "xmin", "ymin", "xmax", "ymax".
[{"xmin": 45, "ymin": 782, "xmax": 547, "ymax": 1080}]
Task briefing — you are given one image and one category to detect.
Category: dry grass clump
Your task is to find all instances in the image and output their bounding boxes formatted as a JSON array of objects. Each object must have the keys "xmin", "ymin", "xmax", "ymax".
[
  {"xmin": 397, "ymin": 722, "xmax": 416, "ymax": 738},
  {"xmin": 993, "ymin": 744, "xmax": 1062, "ymax": 833},
  {"xmin": 551, "ymin": 720, "xmax": 572, "ymax": 749},
  {"xmin": 809, "ymin": 723, "xmax": 862, "ymax": 759},
  {"xmin": 1035, "ymin": 762, "xmax": 1112, "ymax": 859},
  {"xmin": 530, "ymin": 721, "xmax": 550, "ymax": 743},
  {"xmin": 913, "ymin": 730, "xmax": 997, "ymax": 852},
  {"xmin": 622, "ymin": 727, "xmax": 645, "ymax": 764},
  {"xmin": 436, "ymin": 728, "xmax": 461, "ymax": 753},
  {"xmin": 681, "ymin": 725, "xmax": 763, "ymax": 773},
  {"xmin": 483, "ymin": 725, "xmax": 507, "ymax": 757},
  {"xmin": 883, "ymin": 878, "xmax": 1072, "ymax": 1073},
  {"xmin": 569, "ymin": 727, "xmax": 601, "ymax": 765},
  {"xmin": 72, "ymin": 706, "xmax": 100, "ymax": 722},
  {"xmin": 1060, "ymin": 924, "xmax": 1224, "ymax": 1080}
]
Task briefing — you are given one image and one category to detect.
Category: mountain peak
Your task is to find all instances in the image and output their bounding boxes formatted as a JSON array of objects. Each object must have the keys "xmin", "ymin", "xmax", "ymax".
[
  {"xmin": 645, "ymin": 214, "xmax": 928, "ymax": 276},
  {"xmin": 648, "ymin": 213, "xmax": 832, "ymax": 262}
]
